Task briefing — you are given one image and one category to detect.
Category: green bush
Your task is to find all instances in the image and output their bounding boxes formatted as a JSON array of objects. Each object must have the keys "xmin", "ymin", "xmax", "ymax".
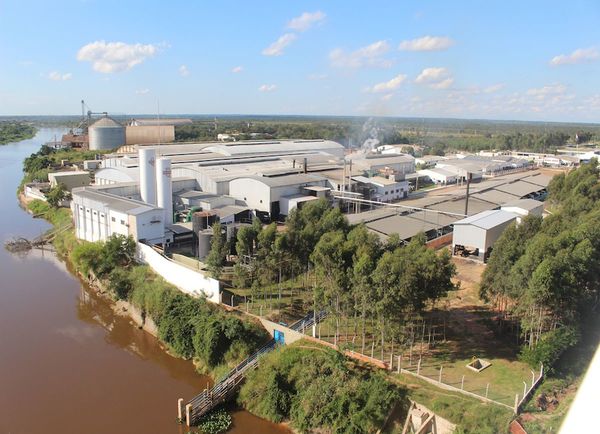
[
  {"xmin": 239, "ymin": 343, "xmax": 399, "ymax": 433},
  {"xmin": 519, "ymin": 327, "xmax": 580, "ymax": 370},
  {"xmin": 108, "ymin": 268, "xmax": 134, "ymax": 300}
]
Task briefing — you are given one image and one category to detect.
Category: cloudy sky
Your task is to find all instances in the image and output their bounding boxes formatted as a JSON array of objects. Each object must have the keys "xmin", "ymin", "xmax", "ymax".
[{"xmin": 1, "ymin": 0, "xmax": 599, "ymax": 122}]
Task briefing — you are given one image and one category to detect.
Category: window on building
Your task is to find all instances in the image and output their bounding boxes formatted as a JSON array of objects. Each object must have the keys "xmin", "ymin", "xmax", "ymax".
[
  {"xmin": 111, "ymin": 217, "xmax": 116, "ymax": 222},
  {"xmin": 120, "ymin": 220, "xmax": 126, "ymax": 225},
  {"xmin": 385, "ymin": 191, "xmax": 388, "ymax": 195}
]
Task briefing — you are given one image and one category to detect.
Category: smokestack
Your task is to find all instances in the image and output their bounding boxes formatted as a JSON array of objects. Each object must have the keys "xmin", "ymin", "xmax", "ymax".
[
  {"xmin": 303, "ymin": 157, "xmax": 308, "ymax": 174},
  {"xmin": 156, "ymin": 158, "xmax": 173, "ymax": 225},
  {"xmin": 464, "ymin": 172, "xmax": 472, "ymax": 216},
  {"xmin": 139, "ymin": 148, "xmax": 157, "ymax": 205}
]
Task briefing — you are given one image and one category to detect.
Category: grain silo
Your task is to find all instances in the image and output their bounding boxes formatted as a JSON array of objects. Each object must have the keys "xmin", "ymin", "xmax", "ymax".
[
  {"xmin": 89, "ymin": 116, "xmax": 125, "ymax": 150},
  {"xmin": 156, "ymin": 157, "xmax": 173, "ymax": 225}
]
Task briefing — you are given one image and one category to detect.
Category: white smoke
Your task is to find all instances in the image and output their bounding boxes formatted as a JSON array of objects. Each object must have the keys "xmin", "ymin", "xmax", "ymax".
[{"xmin": 361, "ymin": 117, "xmax": 380, "ymax": 153}]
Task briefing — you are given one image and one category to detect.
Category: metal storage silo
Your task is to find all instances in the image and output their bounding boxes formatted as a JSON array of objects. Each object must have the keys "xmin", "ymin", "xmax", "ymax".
[
  {"xmin": 89, "ymin": 116, "xmax": 125, "ymax": 150},
  {"xmin": 198, "ymin": 229, "xmax": 213, "ymax": 260},
  {"xmin": 156, "ymin": 158, "xmax": 173, "ymax": 225},
  {"xmin": 138, "ymin": 148, "xmax": 157, "ymax": 205}
]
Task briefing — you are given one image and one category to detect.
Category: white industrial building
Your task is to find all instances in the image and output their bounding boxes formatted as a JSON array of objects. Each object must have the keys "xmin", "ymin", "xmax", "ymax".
[
  {"xmin": 417, "ymin": 168, "xmax": 458, "ymax": 185},
  {"xmin": 501, "ymin": 199, "xmax": 544, "ymax": 222},
  {"xmin": 452, "ymin": 209, "xmax": 518, "ymax": 262},
  {"xmin": 352, "ymin": 176, "xmax": 409, "ymax": 202}
]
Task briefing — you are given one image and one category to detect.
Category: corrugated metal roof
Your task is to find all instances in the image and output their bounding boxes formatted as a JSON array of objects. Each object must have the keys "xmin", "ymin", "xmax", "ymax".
[
  {"xmin": 453, "ymin": 209, "xmax": 517, "ymax": 230},
  {"xmin": 501, "ymin": 198, "xmax": 544, "ymax": 211},
  {"xmin": 495, "ymin": 180, "xmax": 545, "ymax": 197},
  {"xmin": 522, "ymin": 174, "xmax": 553, "ymax": 188},
  {"xmin": 471, "ymin": 189, "xmax": 521, "ymax": 205},
  {"xmin": 232, "ymin": 173, "xmax": 326, "ymax": 188}
]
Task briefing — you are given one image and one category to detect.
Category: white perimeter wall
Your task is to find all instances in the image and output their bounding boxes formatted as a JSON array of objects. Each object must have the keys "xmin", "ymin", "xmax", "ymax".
[{"xmin": 137, "ymin": 243, "xmax": 221, "ymax": 304}]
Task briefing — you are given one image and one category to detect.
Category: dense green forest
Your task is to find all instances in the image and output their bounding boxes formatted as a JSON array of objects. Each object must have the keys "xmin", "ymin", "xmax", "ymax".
[
  {"xmin": 480, "ymin": 161, "xmax": 600, "ymax": 370},
  {"xmin": 0, "ymin": 121, "xmax": 36, "ymax": 145},
  {"xmin": 211, "ymin": 199, "xmax": 456, "ymax": 354},
  {"xmin": 174, "ymin": 116, "xmax": 600, "ymax": 155}
]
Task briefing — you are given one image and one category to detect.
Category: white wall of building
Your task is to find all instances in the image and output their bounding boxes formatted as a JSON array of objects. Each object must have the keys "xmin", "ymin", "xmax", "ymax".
[{"xmin": 137, "ymin": 243, "xmax": 220, "ymax": 303}]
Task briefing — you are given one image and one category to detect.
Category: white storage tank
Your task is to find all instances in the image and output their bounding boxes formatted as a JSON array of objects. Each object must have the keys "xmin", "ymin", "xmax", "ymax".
[
  {"xmin": 198, "ymin": 229, "xmax": 213, "ymax": 260},
  {"xmin": 89, "ymin": 116, "xmax": 125, "ymax": 150},
  {"xmin": 138, "ymin": 148, "xmax": 157, "ymax": 205},
  {"xmin": 156, "ymin": 157, "xmax": 173, "ymax": 225}
]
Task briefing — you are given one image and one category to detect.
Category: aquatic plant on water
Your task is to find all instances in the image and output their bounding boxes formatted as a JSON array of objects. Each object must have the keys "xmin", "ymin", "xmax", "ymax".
[{"xmin": 195, "ymin": 408, "xmax": 232, "ymax": 434}]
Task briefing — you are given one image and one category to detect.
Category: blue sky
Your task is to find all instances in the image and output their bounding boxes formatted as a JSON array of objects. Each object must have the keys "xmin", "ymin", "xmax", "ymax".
[{"xmin": 1, "ymin": 0, "xmax": 599, "ymax": 122}]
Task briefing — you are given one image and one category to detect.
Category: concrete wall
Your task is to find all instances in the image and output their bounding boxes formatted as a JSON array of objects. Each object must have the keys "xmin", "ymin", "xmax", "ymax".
[
  {"xmin": 137, "ymin": 242, "xmax": 221, "ymax": 303},
  {"xmin": 258, "ymin": 318, "xmax": 307, "ymax": 344},
  {"xmin": 49, "ymin": 172, "xmax": 91, "ymax": 191},
  {"xmin": 452, "ymin": 225, "xmax": 486, "ymax": 252},
  {"xmin": 484, "ymin": 218, "xmax": 516, "ymax": 251},
  {"xmin": 125, "ymin": 125, "xmax": 175, "ymax": 145},
  {"xmin": 229, "ymin": 178, "xmax": 271, "ymax": 213}
]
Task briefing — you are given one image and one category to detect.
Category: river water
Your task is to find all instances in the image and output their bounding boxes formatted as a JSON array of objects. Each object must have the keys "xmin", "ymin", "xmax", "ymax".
[{"xmin": 0, "ymin": 129, "xmax": 290, "ymax": 434}]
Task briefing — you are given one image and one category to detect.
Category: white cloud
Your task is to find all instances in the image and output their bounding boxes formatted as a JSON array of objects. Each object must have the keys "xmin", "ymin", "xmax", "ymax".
[
  {"xmin": 262, "ymin": 33, "xmax": 297, "ymax": 56},
  {"xmin": 381, "ymin": 93, "xmax": 394, "ymax": 101},
  {"xmin": 415, "ymin": 67, "xmax": 454, "ymax": 89},
  {"xmin": 526, "ymin": 83, "xmax": 566, "ymax": 99},
  {"xmin": 179, "ymin": 65, "xmax": 190, "ymax": 76},
  {"xmin": 287, "ymin": 11, "xmax": 326, "ymax": 32},
  {"xmin": 415, "ymin": 67, "xmax": 449, "ymax": 83},
  {"xmin": 308, "ymin": 73, "xmax": 328, "ymax": 80},
  {"xmin": 483, "ymin": 83, "xmax": 504, "ymax": 93},
  {"xmin": 135, "ymin": 88, "xmax": 150, "ymax": 95},
  {"xmin": 77, "ymin": 41, "xmax": 159, "ymax": 73},
  {"xmin": 231, "ymin": 66, "xmax": 244, "ymax": 73},
  {"xmin": 398, "ymin": 36, "xmax": 454, "ymax": 51},
  {"xmin": 550, "ymin": 47, "xmax": 599, "ymax": 66},
  {"xmin": 329, "ymin": 40, "xmax": 391, "ymax": 69},
  {"xmin": 367, "ymin": 73, "xmax": 407, "ymax": 93},
  {"xmin": 258, "ymin": 84, "xmax": 277, "ymax": 92},
  {"xmin": 48, "ymin": 71, "xmax": 72, "ymax": 81},
  {"xmin": 429, "ymin": 78, "xmax": 454, "ymax": 89}
]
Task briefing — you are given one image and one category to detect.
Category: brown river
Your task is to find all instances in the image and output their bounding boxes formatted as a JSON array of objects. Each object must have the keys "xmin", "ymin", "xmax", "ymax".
[{"xmin": 0, "ymin": 129, "xmax": 291, "ymax": 434}]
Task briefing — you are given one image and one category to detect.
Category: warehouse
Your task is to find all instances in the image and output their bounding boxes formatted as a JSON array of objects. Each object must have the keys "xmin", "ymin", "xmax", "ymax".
[
  {"xmin": 229, "ymin": 173, "xmax": 329, "ymax": 219},
  {"xmin": 352, "ymin": 175, "xmax": 409, "ymax": 202},
  {"xmin": 452, "ymin": 210, "xmax": 518, "ymax": 262},
  {"xmin": 349, "ymin": 153, "xmax": 415, "ymax": 175},
  {"xmin": 501, "ymin": 199, "xmax": 544, "ymax": 222},
  {"xmin": 417, "ymin": 167, "xmax": 458, "ymax": 185}
]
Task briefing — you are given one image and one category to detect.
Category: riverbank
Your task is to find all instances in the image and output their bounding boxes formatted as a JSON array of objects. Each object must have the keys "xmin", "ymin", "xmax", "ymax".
[{"xmin": 0, "ymin": 121, "xmax": 36, "ymax": 145}]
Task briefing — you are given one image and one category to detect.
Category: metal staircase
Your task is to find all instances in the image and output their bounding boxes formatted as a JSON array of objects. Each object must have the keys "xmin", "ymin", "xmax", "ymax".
[{"xmin": 183, "ymin": 310, "xmax": 327, "ymax": 426}]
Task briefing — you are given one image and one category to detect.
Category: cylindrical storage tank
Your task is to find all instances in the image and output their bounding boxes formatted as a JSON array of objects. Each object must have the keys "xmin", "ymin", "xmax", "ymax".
[
  {"xmin": 198, "ymin": 229, "xmax": 213, "ymax": 260},
  {"xmin": 156, "ymin": 158, "xmax": 173, "ymax": 225},
  {"xmin": 89, "ymin": 116, "xmax": 125, "ymax": 150},
  {"xmin": 138, "ymin": 148, "xmax": 156, "ymax": 205},
  {"xmin": 192, "ymin": 211, "xmax": 216, "ymax": 234}
]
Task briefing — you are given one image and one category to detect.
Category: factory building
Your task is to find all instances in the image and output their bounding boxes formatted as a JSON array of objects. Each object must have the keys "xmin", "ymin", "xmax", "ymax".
[
  {"xmin": 417, "ymin": 168, "xmax": 458, "ymax": 185},
  {"xmin": 229, "ymin": 174, "xmax": 329, "ymax": 219},
  {"xmin": 352, "ymin": 175, "xmax": 409, "ymax": 202},
  {"xmin": 71, "ymin": 188, "xmax": 165, "ymax": 243},
  {"xmin": 452, "ymin": 210, "xmax": 519, "ymax": 262}
]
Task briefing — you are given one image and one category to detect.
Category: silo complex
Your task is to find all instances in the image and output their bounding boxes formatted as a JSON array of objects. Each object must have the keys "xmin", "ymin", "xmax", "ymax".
[
  {"xmin": 138, "ymin": 148, "xmax": 157, "ymax": 205},
  {"xmin": 156, "ymin": 157, "xmax": 173, "ymax": 225},
  {"xmin": 89, "ymin": 116, "xmax": 125, "ymax": 150}
]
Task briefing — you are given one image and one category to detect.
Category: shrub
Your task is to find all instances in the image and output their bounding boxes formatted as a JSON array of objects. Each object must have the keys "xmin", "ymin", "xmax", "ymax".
[
  {"xmin": 519, "ymin": 327, "xmax": 580, "ymax": 370},
  {"xmin": 108, "ymin": 268, "xmax": 134, "ymax": 300}
]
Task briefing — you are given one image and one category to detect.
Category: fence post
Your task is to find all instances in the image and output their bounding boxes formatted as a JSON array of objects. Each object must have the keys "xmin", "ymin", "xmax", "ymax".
[
  {"xmin": 523, "ymin": 381, "xmax": 527, "ymax": 398},
  {"xmin": 485, "ymin": 383, "xmax": 490, "ymax": 399},
  {"xmin": 371, "ymin": 341, "xmax": 375, "ymax": 359},
  {"xmin": 514, "ymin": 394, "xmax": 519, "ymax": 414},
  {"xmin": 177, "ymin": 398, "xmax": 184, "ymax": 421},
  {"xmin": 390, "ymin": 353, "xmax": 394, "ymax": 370},
  {"xmin": 531, "ymin": 370, "xmax": 535, "ymax": 389},
  {"xmin": 397, "ymin": 355, "xmax": 401, "ymax": 374},
  {"xmin": 540, "ymin": 363, "xmax": 544, "ymax": 378},
  {"xmin": 231, "ymin": 294, "xmax": 234, "ymax": 307},
  {"xmin": 185, "ymin": 404, "xmax": 192, "ymax": 426},
  {"xmin": 417, "ymin": 358, "xmax": 421, "ymax": 376},
  {"xmin": 461, "ymin": 375, "xmax": 465, "ymax": 390},
  {"xmin": 439, "ymin": 366, "xmax": 443, "ymax": 383}
]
